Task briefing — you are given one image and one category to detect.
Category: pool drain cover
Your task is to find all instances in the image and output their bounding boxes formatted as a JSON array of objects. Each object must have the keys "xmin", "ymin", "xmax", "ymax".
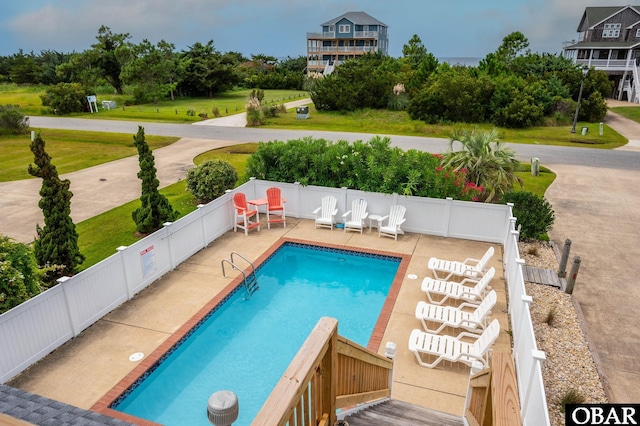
[{"xmin": 129, "ymin": 352, "xmax": 144, "ymax": 362}]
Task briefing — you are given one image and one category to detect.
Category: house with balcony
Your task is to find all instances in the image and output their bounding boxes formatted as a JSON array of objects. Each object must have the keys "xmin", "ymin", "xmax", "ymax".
[
  {"xmin": 306, "ymin": 11, "xmax": 389, "ymax": 75},
  {"xmin": 563, "ymin": 5, "xmax": 640, "ymax": 103}
]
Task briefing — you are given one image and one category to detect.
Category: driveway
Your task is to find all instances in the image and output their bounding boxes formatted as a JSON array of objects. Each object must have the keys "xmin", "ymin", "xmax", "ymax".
[
  {"xmin": 543, "ymin": 103, "xmax": 640, "ymax": 402},
  {"xmin": 3, "ymin": 101, "xmax": 640, "ymax": 403}
]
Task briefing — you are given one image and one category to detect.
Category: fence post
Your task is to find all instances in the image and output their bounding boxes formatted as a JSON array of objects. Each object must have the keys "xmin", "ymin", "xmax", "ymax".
[
  {"xmin": 444, "ymin": 197, "xmax": 453, "ymax": 237},
  {"xmin": 521, "ymin": 349, "xmax": 546, "ymax": 422},
  {"xmin": 565, "ymin": 256, "xmax": 582, "ymax": 294},
  {"xmin": 163, "ymin": 222, "xmax": 176, "ymax": 270},
  {"xmin": 294, "ymin": 181, "xmax": 301, "ymax": 218},
  {"xmin": 58, "ymin": 276, "xmax": 80, "ymax": 337},
  {"xmin": 117, "ymin": 246, "xmax": 134, "ymax": 299},
  {"xmin": 558, "ymin": 239, "xmax": 571, "ymax": 278}
]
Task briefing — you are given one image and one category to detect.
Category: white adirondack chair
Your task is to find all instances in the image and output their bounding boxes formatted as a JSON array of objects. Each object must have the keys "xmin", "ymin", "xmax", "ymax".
[
  {"xmin": 379, "ymin": 205, "xmax": 406, "ymax": 240},
  {"xmin": 313, "ymin": 196, "xmax": 338, "ymax": 230},
  {"xmin": 342, "ymin": 199, "xmax": 368, "ymax": 233}
]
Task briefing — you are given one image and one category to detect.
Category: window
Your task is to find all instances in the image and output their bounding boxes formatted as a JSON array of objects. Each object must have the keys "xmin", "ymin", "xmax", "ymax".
[
  {"xmin": 636, "ymin": 29, "xmax": 640, "ymax": 37},
  {"xmin": 603, "ymin": 23, "xmax": 621, "ymax": 38},
  {"xmin": 339, "ymin": 24, "xmax": 350, "ymax": 33}
]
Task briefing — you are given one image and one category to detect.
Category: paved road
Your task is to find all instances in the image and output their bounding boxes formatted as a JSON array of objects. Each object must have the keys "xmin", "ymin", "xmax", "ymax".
[{"xmin": 4, "ymin": 104, "xmax": 640, "ymax": 404}]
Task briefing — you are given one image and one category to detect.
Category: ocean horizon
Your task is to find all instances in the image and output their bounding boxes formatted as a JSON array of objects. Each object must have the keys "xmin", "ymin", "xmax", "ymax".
[{"xmin": 439, "ymin": 56, "xmax": 482, "ymax": 67}]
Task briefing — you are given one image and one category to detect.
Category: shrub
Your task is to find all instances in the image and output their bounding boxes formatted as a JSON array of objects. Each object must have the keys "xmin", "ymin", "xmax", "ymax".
[
  {"xmin": 40, "ymin": 82, "xmax": 89, "ymax": 114},
  {"xmin": 29, "ymin": 133, "xmax": 85, "ymax": 279},
  {"xmin": 0, "ymin": 236, "xmax": 42, "ymax": 313},
  {"xmin": 245, "ymin": 136, "xmax": 478, "ymax": 200},
  {"xmin": 186, "ymin": 159, "xmax": 238, "ymax": 203},
  {"xmin": 501, "ymin": 191, "xmax": 555, "ymax": 240},
  {"xmin": 579, "ymin": 91, "xmax": 608, "ymax": 122},
  {"xmin": 246, "ymin": 96, "xmax": 262, "ymax": 126},
  {"xmin": 0, "ymin": 104, "xmax": 29, "ymax": 135},
  {"xmin": 131, "ymin": 126, "xmax": 179, "ymax": 233},
  {"xmin": 559, "ymin": 388, "xmax": 585, "ymax": 413}
]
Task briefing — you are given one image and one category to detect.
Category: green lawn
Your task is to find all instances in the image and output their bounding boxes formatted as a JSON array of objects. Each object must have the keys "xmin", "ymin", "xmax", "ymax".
[
  {"xmin": 77, "ymin": 180, "xmax": 198, "ymax": 269},
  {"xmin": 0, "ymin": 84, "xmax": 307, "ymax": 123},
  {"xmin": 610, "ymin": 106, "xmax": 640, "ymax": 122},
  {"xmin": 0, "ymin": 129, "xmax": 178, "ymax": 182},
  {"xmin": 264, "ymin": 105, "xmax": 628, "ymax": 149}
]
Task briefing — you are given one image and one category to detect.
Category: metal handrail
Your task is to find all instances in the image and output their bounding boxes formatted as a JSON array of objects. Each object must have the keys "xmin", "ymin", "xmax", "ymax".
[
  {"xmin": 230, "ymin": 251, "xmax": 255, "ymax": 276},
  {"xmin": 222, "ymin": 252, "xmax": 258, "ymax": 298}
]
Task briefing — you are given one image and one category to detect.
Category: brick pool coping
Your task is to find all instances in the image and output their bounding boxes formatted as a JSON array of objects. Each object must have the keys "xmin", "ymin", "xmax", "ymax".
[{"xmin": 91, "ymin": 237, "xmax": 410, "ymax": 424}]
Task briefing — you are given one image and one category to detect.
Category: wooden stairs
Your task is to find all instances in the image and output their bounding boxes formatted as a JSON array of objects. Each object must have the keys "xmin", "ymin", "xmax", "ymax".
[{"xmin": 341, "ymin": 400, "xmax": 464, "ymax": 426}]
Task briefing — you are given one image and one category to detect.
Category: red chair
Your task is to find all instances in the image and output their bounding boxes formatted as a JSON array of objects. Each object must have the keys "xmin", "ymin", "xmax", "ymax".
[
  {"xmin": 266, "ymin": 187, "xmax": 286, "ymax": 229},
  {"xmin": 233, "ymin": 193, "xmax": 260, "ymax": 235}
]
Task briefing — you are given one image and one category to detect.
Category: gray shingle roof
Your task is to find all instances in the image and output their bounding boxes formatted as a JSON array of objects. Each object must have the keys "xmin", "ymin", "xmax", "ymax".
[
  {"xmin": 321, "ymin": 11, "xmax": 387, "ymax": 28},
  {"xmin": 583, "ymin": 6, "xmax": 640, "ymax": 28},
  {"xmin": 0, "ymin": 385, "xmax": 134, "ymax": 425}
]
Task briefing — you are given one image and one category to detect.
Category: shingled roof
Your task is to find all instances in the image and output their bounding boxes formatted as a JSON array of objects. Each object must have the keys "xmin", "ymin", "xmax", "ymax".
[
  {"xmin": 321, "ymin": 11, "xmax": 387, "ymax": 28},
  {"xmin": 580, "ymin": 5, "xmax": 640, "ymax": 30},
  {"xmin": 0, "ymin": 385, "xmax": 133, "ymax": 425}
]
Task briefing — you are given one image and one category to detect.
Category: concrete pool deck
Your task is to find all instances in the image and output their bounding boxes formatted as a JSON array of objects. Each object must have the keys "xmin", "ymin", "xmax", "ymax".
[{"xmin": 7, "ymin": 217, "xmax": 510, "ymax": 422}]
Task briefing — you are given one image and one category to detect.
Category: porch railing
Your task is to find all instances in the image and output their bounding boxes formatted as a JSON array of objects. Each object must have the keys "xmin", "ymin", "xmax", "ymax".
[{"xmin": 252, "ymin": 317, "xmax": 392, "ymax": 426}]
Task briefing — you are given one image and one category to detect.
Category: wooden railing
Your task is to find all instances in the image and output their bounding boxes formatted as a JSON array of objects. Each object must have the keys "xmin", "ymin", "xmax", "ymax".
[
  {"xmin": 252, "ymin": 317, "xmax": 393, "ymax": 426},
  {"xmin": 465, "ymin": 351, "xmax": 522, "ymax": 426}
]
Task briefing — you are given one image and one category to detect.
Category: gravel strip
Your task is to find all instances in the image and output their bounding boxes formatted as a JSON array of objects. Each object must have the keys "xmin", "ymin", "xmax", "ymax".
[{"xmin": 518, "ymin": 241, "xmax": 608, "ymax": 426}]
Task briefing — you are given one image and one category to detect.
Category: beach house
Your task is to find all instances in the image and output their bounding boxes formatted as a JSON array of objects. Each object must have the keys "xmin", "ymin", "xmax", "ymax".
[
  {"xmin": 562, "ymin": 5, "xmax": 640, "ymax": 103},
  {"xmin": 306, "ymin": 11, "xmax": 389, "ymax": 75}
]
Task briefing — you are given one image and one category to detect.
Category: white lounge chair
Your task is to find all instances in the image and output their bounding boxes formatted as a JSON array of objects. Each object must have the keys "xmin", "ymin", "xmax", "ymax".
[
  {"xmin": 342, "ymin": 199, "xmax": 368, "ymax": 233},
  {"xmin": 427, "ymin": 246, "xmax": 495, "ymax": 281},
  {"xmin": 415, "ymin": 289, "xmax": 497, "ymax": 334},
  {"xmin": 421, "ymin": 267, "xmax": 495, "ymax": 306},
  {"xmin": 408, "ymin": 319, "xmax": 500, "ymax": 368},
  {"xmin": 313, "ymin": 196, "xmax": 338, "ymax": 230},
  {"xmin": 379, "ymin": 205, "xmax": 406, "ymax": 240}
]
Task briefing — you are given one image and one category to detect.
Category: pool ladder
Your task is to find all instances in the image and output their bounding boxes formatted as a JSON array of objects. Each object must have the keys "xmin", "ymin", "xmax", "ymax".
[{"xmin": 221, "ymin": 251, "xmax": 259, "ymax": 298}]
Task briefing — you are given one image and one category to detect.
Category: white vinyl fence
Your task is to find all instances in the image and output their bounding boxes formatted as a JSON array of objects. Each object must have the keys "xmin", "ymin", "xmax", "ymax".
[
  {"xmin": 0, "ymin": 179, "xmax": 549, "ymax": 425},
  {"xmin": 503, "ymin": 214, "xmax": 552, "ymax": 426}
]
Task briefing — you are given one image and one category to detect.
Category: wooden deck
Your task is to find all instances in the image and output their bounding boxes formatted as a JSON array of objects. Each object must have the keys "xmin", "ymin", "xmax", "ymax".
[
  {"xmin": 343, "ymin": 400, "xmax": 464, "ymax": 426},
  {"xmin": 522, "ymin": 265, "xmax": 565, "ymax": 289}
]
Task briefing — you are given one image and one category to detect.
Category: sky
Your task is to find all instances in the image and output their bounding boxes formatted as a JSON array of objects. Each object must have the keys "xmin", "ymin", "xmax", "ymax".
[{"xmin": 0, "ymin": 0, "xmax": 606, "ymax": 60}]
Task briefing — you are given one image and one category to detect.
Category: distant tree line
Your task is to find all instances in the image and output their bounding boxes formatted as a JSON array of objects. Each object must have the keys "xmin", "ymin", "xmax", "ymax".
[
  {"xmin": 0, "ymin": 26, "xmax": 306, "ymax": 105},
  {"xmin": 0, "ymin": 27, "xmax": 611, "ymax": 126},
  {"xmin": 309, "ymin": 32, "xmax": 610, "ymax": 127}
]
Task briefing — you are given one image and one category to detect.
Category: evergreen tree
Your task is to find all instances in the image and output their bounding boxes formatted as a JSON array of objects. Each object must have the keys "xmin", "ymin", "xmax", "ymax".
[
  {"xmin": 28, "ymin": 133, "xmax": 84, "ymax": 278},
  {"xmin": 132, "ymin": 126, "xmax": 178, "ymax": 233}
]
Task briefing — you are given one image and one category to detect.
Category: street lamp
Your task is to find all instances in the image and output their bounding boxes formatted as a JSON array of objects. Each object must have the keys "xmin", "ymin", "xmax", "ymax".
[{"xmin": 570, "ymin": 65, "xmax": 589, "ymax": 134}]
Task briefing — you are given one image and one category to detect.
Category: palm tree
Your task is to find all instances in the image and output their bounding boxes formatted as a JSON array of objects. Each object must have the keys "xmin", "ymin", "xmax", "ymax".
[{"xmin": 441, "ymin": 128, "xmax": 522, "ymax": 202}]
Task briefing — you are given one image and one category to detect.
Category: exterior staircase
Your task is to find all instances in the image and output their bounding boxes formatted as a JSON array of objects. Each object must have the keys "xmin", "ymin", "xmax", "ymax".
[{"xmin": 341, "ymin": 400, "xmax": 464, "ymax": 426}]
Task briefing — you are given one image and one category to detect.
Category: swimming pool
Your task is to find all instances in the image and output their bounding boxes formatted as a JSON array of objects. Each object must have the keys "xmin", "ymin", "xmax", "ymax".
[{"xmin": 110, "ymin": 241, "xmax": 402, "ymax": 425}]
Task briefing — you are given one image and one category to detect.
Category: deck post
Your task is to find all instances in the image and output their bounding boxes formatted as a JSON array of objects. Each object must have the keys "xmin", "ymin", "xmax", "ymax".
[
  {"xmin": 558, "ymin": 239, "xmax": 572, "ymax": 278},
  {"xmin": 565, "ymin": 256, "xmax": 581, "ymax": 294}
]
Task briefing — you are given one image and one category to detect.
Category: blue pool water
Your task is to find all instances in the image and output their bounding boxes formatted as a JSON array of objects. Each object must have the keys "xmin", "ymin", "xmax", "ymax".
[{"xmin": 113, "ymin": 242, "xmax": 400, "ymax": 425}]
